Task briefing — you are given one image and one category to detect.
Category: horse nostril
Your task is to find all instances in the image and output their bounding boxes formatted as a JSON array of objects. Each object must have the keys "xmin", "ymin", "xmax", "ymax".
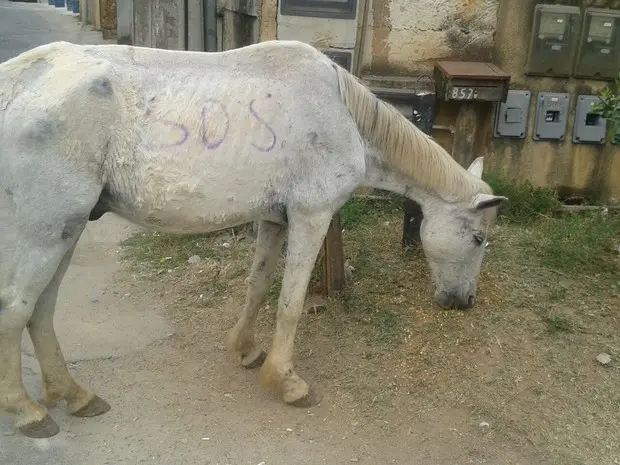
[{"xmin": 436, "ymin": 292, "xmax": 453, "ymax": 309}]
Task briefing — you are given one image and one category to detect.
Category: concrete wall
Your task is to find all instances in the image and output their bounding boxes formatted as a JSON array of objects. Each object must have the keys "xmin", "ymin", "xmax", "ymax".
[
  {"xmin": 483, "ymin": 0, "xmax": 620, "ymax": 201},
  {"xmin": 260, "ymin": 0, "xmax": 499, "ymax": 81},
  {"xmin": 80, "ymin": 0, "xmax": 101, "ymax": 28},
  {"xmin": 78, "ymin": 0, "xmax": 91, "ymax": 25},
  {"xmin": 117, "ymin": 0, "xmax": 132, "ymax": 44},
  {"xmin": 359, "ymin": 0, "xmax": 498, "ymax": 78},
  {"xmin": 276, "ymin": 13, "xmax": 357, "ymax": 49}
]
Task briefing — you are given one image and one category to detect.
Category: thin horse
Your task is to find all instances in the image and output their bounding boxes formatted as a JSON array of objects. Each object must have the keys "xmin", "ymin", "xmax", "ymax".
[{"xmin": 0, "ymin": 40, "xmax": 506, "ymax": 438}]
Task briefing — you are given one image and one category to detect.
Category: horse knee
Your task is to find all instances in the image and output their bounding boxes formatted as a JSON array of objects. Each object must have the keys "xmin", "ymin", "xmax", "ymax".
[{"xmin": 0, "ymin": 295, "xmax": 35, "ymax": 331}]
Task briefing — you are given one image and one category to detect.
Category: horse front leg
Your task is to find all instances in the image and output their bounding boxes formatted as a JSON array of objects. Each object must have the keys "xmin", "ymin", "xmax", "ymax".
[
  {"xmin": 227, "ymin": 220, "xmax": 287, "ymax": 368},
  {"xmin": 259, "ymin": 210, "xmax": 332, "ymax": 407},
  {"xmin": 27, "ymin": 243, "xmax": 110, "ymax": 418}
]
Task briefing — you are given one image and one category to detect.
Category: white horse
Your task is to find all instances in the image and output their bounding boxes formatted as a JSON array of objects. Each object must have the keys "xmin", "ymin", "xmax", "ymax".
[{"xmin": 0, "ymin": 39, "xmax": 506, "ymax": 438}]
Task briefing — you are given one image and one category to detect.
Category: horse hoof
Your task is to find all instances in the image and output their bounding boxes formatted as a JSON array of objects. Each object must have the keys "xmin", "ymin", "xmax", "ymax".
[
  {"xmin": 72, "ymin": 395, "xmax": 111, "ymax": 417},
  {"xmin": 242, "ymin": 349, "xmax": 267, "ymax": 369},
  {"xmin": 288, "ymin": 387, "xmax": 322, "ymax": 408},
  {"xmin": 18, "ymin": 415, "xmax": 60, "ymax": 439}
]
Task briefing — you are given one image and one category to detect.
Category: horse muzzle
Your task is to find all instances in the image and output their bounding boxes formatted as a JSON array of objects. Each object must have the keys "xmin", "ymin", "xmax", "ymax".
[{"xmin": 435, "ymin": 291, "xmax": 476, "ymax": 310}]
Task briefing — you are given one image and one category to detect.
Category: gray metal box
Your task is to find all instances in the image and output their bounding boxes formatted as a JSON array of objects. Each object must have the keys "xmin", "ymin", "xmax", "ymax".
[
  {"xmin": 526, "ymin": 5, "xmax": 582, "ymax": 77},
  {"xmin": 572, "ymin": 95, "xmax": 608, "ymax": 144},
  {"xmin": 494, "ymin": 90, "xmax": 532, "ymax": 139},
  {"xmin": 533, "ymin": 92, "xmax": 570, "ymax": 141},
  {"xmin": 574, "ymin": 8, "xmax": 620, "ymax": 81}
]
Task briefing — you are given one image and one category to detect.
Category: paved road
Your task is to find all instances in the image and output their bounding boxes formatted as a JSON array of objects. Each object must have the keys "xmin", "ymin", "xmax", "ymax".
[{"xmin": 0, "ymin": 0, "xmax": 106, "ymax": 63}]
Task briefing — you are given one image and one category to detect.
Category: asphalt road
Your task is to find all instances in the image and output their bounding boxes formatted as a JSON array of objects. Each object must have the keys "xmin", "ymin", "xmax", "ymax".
[{"xmin": 0, "ymin": 0, "xmax": 105, "ymax": 63}]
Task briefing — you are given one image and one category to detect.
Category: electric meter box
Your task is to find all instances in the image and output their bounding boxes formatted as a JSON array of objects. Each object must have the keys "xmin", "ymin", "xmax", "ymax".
[
  {"xmin": 526, "ymin": 4, "xmax": 582, "ymax": 77},
  {"xmin": 533, "ymin": 92, "xmax": 570, "ymax": 141},
  {"xmin": 572, "ymin": 95, "xmax": 608, "ymax": 145},
  {"xmin": 574, "ymin": 8, "xmax": 620, "ymax": 80}
]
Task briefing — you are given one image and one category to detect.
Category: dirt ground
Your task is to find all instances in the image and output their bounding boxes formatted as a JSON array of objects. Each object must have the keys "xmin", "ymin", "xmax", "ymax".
[
  {"xmin": 27, "ymin": 200, "xmax": 608, "ymax": 465},
  {"xmin": 2, "ymin": 210, "xmax": 541, "ymax": 465}
]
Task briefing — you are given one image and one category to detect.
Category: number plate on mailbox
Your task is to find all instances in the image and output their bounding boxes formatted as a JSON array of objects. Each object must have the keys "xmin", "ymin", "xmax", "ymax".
[
  {"xmin": 444, "ymin": 86, "xmax": 506, "ymax": 102},
  {"xmin": 435, "ymin": 61, "xmax": 511, "ymax": 103}
]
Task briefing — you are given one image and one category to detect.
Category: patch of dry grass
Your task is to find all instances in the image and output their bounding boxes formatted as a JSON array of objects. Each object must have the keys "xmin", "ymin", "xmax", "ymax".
[{"xmin": 119, "ymin": 197, "xmax": 620, "ymax": 465}]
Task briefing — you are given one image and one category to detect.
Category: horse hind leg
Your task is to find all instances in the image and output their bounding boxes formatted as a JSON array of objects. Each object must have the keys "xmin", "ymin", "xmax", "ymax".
[
  {"xmin": 0, "ymin": 236, "xmax": 79, "ymax": 438},
  {"xmin": 27, "ymin": 243, "xmax": 110, "ymax": 419},
  {"xmin": 227, "ymin": 220, "xmax": 287, "ymax": 368},
  {"xmin": 0, "ymin": 179, "xmax": 102, "ymax": 437}
]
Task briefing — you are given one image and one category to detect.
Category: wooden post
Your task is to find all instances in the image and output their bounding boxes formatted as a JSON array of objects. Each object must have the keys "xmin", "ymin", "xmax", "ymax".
[
  {"xmin": 402, "ymin": 92, "xmax": 436, "ymax": 248},
  {"xmin": 320, "ymin": 212, "xmax": 346, "ymax": 296}
]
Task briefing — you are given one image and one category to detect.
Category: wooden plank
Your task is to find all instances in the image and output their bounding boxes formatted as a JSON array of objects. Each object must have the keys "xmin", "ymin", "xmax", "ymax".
[
  {"xmin": 132, "ymin": 0, "xmax": 152, "ymax": 47},
  {"xmin": 320, "ymin": 212, "xmax": 346, "ymax": 297},
  {"xmin": 152, "ymin": 0, "xmax": 185, "ymax": 50},
  {"xmin": 186, "ymin": 0, "xmax": 204, "ymax": 51}
]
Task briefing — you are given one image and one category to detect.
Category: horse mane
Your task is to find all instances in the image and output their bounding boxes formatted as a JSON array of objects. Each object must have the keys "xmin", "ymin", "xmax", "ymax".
[{"xmin": 333, "ymin": 65, "xmax": 493, "ymax": 202}]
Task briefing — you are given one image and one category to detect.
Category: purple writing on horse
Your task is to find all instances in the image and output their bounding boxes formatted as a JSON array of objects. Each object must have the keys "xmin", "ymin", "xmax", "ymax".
[
  {"xmin": 248, "ymin": 99, "xmax": 277, "ymax": 152},
  {"xmin": 157, "ymin": 119, "xmax": 189, "ymax": 148},
  {"xmin": 200, "ymin": 99, "xmax": 230, "ymax": 150}
]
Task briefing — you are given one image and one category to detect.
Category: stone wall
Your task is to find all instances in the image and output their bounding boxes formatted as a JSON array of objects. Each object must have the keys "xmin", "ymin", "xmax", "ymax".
[{"xmin": 361, "ymin": 0, "xmax": 499, "ymax": 77}]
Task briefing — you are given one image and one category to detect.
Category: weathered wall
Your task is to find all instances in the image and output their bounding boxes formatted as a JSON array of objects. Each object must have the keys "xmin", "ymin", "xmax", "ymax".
[
  {"xmin": 481, "ymin": 0, "xmax": 620, "ymax": 201},
  {"xmin": 88, "ymin": 0, "xmax": 99, "ymax": 29},
  {"xmin": 132, "ymin": 0, "xmax": 186, "ymax": 49},
  {"xmin": 259, "ymin": 0, "xmax": 277, "ymax": 41},
  {"xmin": 79, "ymin": 0, "xmax": 91, "ymax": 25},
  {"xmin": 276, "ymin": 15, "xmax": 357, "ymax": 49},
  {"xmin": 360, "ymin": 0, "xmax": 499, "ymax": 77},
  {"xmin": 100, "ymin": 0, "xmax": 117, "ymax": 39},
  {"xmin": 359, "ymin": 0, "xmax": 620, "ymax": 200}
]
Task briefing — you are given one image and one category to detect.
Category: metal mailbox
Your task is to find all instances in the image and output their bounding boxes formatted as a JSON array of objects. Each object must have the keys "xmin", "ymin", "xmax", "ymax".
[{"xmin": 434, "ymin": 61, "xmax": 511, "ymax": 103}]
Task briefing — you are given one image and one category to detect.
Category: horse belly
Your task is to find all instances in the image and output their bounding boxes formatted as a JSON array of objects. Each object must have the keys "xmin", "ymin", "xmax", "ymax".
[{"xmin": 120, "ymin": 159, "xmax": 285, "ymax": 234}]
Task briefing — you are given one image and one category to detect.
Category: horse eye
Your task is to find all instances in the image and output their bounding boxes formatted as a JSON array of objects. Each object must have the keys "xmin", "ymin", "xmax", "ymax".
[{"xmin": 473, "ymin": 234, "xmax": 485, "ymax": 246}]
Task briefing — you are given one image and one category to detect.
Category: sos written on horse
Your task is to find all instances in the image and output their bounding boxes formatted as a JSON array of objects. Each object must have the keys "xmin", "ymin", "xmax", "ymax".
[{"xmin": 0, "ymin": 39, "xmax": 506, "ymax": 438}]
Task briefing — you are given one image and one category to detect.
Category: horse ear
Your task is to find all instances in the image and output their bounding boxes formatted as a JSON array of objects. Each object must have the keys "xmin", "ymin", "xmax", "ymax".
[
  {"xmin": 471, "ymin": 193, "xmax": 508, "ymax": 211},
  {"xmin": 467, "ymin": 157, "xmax": 484, "ymax": 179}
]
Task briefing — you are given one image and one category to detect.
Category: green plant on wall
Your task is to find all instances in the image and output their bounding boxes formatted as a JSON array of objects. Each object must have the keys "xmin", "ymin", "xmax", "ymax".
[{"xmin": 591, "ymin": 72, "xmax": 620, "ymax": 146}]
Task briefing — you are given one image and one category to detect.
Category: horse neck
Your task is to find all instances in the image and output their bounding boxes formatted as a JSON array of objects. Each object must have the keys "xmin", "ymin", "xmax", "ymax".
[{"xmin": 360, "ymin": 149, "xmax": 444, "ymax": 212}]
